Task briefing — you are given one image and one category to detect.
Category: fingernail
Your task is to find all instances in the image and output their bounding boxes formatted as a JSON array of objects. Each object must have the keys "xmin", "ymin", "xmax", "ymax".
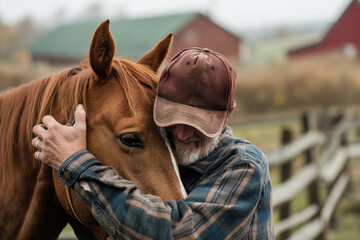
[{"xmin": 77, "ymin": 104, "xmax": 85, "ymax": 112}]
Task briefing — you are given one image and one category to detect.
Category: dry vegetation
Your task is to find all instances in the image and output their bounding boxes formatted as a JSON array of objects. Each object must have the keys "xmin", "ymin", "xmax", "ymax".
[
  {"xmin": 0, "ymin": 61, "xmax": 69, "ymax": 91},
  {"xmin": 232, "ymin": 51, "xmax": 360, "ymax": 119}
]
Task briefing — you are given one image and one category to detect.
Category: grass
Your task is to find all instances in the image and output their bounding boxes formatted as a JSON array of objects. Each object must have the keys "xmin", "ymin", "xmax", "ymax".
[
  {"xmin": 59, "ymin": 224, "xmax": 76, "ymax": 239},
  {"xmin": 327, "ymin": 194, "xmax": 360, "ymax": 240}
]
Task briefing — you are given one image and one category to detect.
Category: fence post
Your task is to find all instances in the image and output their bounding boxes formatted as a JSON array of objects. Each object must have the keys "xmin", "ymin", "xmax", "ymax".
[
  {"xmin": 302, "ymin": 112, "xmax": 325, "ymax": 240},
  {"xmin": 337, "ymin": 111, "xmax": 350, "ymax": 224},
  {"xmin": 338, "ymin": 111, "xmax": 347, "ymax": 146},
  {"xmin": 321, "ymin": 106, "xmax": 331, "ymax": 143},
  {"xmin": 302, "ymin": 112, "xmax": 320, "ymax": 204},
  {"xmin": 278, "ymin": 128, "xmax": 292, "ymax": 240},
  {"xmin": 327, "ymin": 111, "xmax": 346, "ymax": 230},
  {"xmin": 354, "ymin": 113, "xmax": 360, "ymax": 142}
]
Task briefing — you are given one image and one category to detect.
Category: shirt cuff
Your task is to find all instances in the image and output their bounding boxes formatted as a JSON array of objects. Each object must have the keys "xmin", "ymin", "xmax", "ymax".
[{"xmin": 58, "ymin": 149, "xmax": 102, "ymax": 187}]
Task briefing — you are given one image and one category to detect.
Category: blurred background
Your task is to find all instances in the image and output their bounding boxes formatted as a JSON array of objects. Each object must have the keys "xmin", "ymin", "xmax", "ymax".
[{"xmin": 1, "ymin": 0, "xmax": 359, "ymax": 239}]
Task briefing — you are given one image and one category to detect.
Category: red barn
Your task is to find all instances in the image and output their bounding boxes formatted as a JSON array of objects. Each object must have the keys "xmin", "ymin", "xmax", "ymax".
[
  {"xmin": 169, "ymin": 14, "xmax": 241, "ymax": 61},
  {"xmin": 288, "ymin": 0, "xmax": 360, "ymax": 58}
]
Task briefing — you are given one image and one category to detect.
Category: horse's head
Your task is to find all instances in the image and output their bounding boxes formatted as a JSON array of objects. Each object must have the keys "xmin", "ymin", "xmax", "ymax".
[{"xmin": 53, "ymin": 20, "xmax": 186, "ymax": 238}]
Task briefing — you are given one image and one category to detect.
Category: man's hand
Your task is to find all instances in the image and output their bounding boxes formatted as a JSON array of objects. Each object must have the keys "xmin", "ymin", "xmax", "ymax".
[{"xmin": 32, "ymin": 104, "xmax": 87, "ymax": 170}]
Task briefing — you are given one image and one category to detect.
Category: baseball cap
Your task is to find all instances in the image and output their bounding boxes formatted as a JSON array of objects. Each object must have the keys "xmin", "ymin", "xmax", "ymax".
[{"xmin": 154, "ymin": 47, "xmax": 237, "ymax": 138}]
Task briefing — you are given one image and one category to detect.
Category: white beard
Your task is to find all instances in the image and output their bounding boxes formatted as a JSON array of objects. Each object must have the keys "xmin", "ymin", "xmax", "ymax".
[{"xmin": 159, "ymin": 128, "xmax": 219, "ymax": 166}]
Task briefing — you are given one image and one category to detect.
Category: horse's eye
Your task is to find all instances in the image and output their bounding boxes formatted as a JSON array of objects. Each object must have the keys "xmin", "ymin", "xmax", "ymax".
[{"xmin": 118, "ymin": 133, "xmax": 143, "ymax": 148}]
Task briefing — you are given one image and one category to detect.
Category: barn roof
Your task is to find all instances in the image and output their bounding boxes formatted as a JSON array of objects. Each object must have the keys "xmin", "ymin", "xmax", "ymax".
[
  {"xmin": 288, "ymin": 0, "xmax": 360, "ymax": 57},
  {"xmin": 30, "ymin": 13, "xmax": 199, "ymax": 60}
]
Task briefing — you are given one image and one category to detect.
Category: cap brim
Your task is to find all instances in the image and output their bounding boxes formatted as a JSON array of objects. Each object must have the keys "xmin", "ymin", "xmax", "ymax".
[{"xmin": 154, "ymin": 96, "xmax": 227, "ymax": 138}]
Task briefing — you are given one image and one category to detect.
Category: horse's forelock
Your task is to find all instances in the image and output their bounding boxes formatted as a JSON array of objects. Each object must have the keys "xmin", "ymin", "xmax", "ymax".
[{"xmin": 111, "ymin": 59, "xmax": 158, "ymax": 117}]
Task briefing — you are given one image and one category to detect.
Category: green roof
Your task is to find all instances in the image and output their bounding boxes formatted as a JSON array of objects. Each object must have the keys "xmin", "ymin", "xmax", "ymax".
[{"xmin": 30, "ymin": 13, "xmax": 199, "ymax": 60}]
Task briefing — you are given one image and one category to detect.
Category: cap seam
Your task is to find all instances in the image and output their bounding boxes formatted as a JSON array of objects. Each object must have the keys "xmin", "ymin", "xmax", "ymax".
[
  {"xmin": 213, "ymin": 54, "xmax": 231, "ymax": 108},
  {"xmin": 181, "ymin": 47, "xmax": 225, "ymax": 58},
  {"xmin": 158, "ymin": 51, "xmax": 184, "ymax": 91},
  {"xmin": 192, "ymin": 51, "xmax": 205, "ymax": 106}
]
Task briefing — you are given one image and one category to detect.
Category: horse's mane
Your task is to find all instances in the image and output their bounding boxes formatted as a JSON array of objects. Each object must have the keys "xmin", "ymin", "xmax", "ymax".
[{"xmin": 0, "ymin": 58, "xmax": 158, "ymax": 180}]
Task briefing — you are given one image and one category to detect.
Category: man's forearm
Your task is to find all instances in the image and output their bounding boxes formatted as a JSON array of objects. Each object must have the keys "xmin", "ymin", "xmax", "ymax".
[{"xmin": 59, "ymin": 150, "xmax": 176, "ymax": 239}]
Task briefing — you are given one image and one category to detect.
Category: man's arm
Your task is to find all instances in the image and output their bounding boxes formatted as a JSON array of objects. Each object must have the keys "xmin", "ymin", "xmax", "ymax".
[{"xmin": 59, "ymin": 150, "xmax": 272, "ymax": 239}]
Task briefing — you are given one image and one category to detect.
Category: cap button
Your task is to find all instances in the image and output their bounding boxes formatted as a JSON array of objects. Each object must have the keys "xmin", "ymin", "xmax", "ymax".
[
  {"xmin": 202, "ymin": 48, "xmax": 211, "ymax": 52},
  {"xmin": 63, "ymin": 170, "xmax": 72, "ymax": 181}
]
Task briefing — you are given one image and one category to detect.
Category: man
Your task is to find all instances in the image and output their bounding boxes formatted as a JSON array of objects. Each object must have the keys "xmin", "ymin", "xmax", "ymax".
[{"xmin": 33, "ymin": 48, "xmax": 274, "ymax": 239}]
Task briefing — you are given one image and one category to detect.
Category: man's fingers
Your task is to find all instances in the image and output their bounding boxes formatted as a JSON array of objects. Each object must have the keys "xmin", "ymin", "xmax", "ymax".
[
  {"xmin": 74, "ymin": 104, "xmax": 86, "ymax": 129},
  {"xmin": 34, "ymin": 150, "xmax": 41, "ymax": 161},
  {"xmin": 32, "ymin": 137, "xmax": 42, "ymax": 149},
  {"xmin": 33, "ymin": 124, "xmax": 48, "ymax": 139},
  {"xmin": 42, "ymin": 115, "xmax": 61, "ymax": 130}
]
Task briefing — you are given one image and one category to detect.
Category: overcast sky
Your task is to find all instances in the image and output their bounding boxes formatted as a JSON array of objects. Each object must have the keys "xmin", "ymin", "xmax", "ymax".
[{"xmin": 0, "ymin": 0, "xmax": 353, "ymax": 30}]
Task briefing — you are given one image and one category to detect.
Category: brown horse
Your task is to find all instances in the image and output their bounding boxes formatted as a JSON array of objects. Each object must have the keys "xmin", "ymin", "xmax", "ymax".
[{"xmin": 0, "ymin": 20, "xmax": 186, "ymax": 240}]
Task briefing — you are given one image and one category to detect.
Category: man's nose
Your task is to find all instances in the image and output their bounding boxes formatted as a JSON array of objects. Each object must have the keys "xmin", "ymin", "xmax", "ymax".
[{"xmin": 175, "ymin": 125, "xmax": 194, "ymax": 141}]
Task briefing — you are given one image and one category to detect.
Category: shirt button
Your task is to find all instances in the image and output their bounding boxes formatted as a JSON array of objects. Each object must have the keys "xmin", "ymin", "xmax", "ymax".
[
  {"xmin": 107, "ymin": 236, "xmax": 115, "ymax": 240},
  {"xmin": 63, "ymin": 170, "xmax": 72, "ymax": 181}
]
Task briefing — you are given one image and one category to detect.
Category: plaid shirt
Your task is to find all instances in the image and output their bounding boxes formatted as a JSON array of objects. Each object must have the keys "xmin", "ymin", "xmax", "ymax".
[{"xmin": 59, "ymin": 126, "xmax": 274, "ymax": 239}]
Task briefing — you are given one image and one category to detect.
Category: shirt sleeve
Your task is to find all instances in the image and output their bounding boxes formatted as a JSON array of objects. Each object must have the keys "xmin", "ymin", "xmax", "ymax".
[{"xmin": 58, "ymin": 150, "xmax": 273, "ymax": 240}]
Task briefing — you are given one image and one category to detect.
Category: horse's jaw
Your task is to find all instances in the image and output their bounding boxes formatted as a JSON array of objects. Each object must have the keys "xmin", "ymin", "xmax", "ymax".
[{"xmin": 163, "ymin": 137, "xmax": 188, "ymax": 200}]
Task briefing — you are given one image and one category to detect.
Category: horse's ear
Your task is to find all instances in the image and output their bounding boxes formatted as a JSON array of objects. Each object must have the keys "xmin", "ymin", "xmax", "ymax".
[
  {"xmin": 138, "ymin": 33, "xmax": 173, "ymax": 73},
  {"xmin": 89, "ymin": 20, "xmax": 115, "ymax": 79}
]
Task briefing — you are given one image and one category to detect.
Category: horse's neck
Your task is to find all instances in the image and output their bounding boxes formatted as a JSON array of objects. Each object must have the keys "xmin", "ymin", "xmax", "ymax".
[
  {"xmin": 0, "ymin": 79, "xmax": 46, "ymax": 159},
  {"xmin": 0, "ymin": 81, "xmax": 42, "ymax": 224},
  {"xmin": 0, "ymin": 82, "xmax": 68, "ymax": 238}
]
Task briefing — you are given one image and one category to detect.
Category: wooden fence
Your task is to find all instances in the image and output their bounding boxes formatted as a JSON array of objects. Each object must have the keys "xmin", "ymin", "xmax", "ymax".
[{"xmin": 264, "ymin": 109, "xmax": 360, "ymax": 240}]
